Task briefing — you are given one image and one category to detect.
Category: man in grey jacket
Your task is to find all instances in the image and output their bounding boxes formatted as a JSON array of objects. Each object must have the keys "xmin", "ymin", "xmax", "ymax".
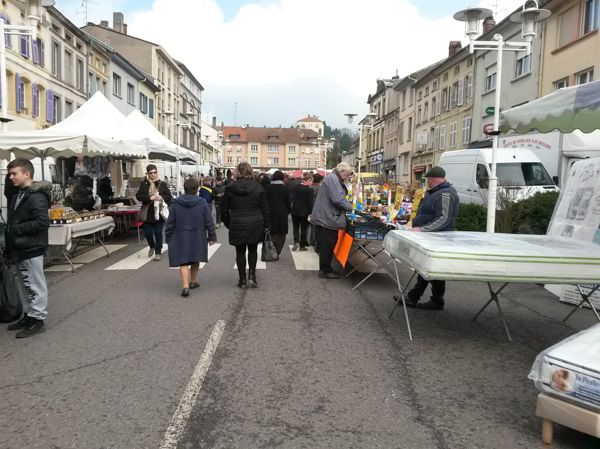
[{"xmin": 310, "ymin": 162, "xmax": 353, "ymax": 278}]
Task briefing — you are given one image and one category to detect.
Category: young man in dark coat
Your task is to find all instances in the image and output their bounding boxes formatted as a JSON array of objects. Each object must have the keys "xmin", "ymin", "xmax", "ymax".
[
  {"xmin": 265, "ymin": 170, "xmax": 291, "ymax": 256},
  {"xmin": 221, "ymin": 162, "xmax": 270, "ymax": 288},
  {"xmin": 166, "ymin": 178, "xmax": 216, "ymax": 297},
  {"xmin": 397, "ymin": 166, "xmax": 459, "ymax": 310},
  {"xmin": 136, "ymin": 164, "xmax": 172, "ymax": 261},
  {"xmin": 5, "ymin": 159, "xmax": 51, "ymax": 338},
  {"xmin": 213, "ymin": 176, "xmax": 226, "ymax": 228},
  {"xmin": 291, "ymin": 172, "xmax": 313, "ymax": 251}
]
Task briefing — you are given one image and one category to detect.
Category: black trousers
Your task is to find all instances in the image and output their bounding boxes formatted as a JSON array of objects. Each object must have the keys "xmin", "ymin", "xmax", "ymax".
[
  {"xmin": 316, "ymin": 225, "xmax": 339, "ymax": 273},
  {"xmin": 235, "ymin": 243, "xmax": 258, "ymax": 275},
  {"xmin": 143, "ymin": 221, "xmax": 164, "ymax": 254},
  {"xmin": 408, "ymin": 275, "xmax": 446, "ymax": 302},
  {"xmin": 271, "ymin": 234, "xmax": 286, "ymax": 255},
  {"xmin": 215, "ymin": 204, "xmax": 222, "ymax": 224},
  {"xmin": 292, "ymin": 215, "xmax": 309, "ymax": 246}
]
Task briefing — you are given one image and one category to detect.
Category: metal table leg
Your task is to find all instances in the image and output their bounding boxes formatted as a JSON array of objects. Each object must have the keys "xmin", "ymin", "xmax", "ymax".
[
  {"xmin": 387, "ymin": 258, "xmax": 414, "ymax": 340},
  {"xmin": 473, "ymin": 282, "xmax": 511, "ymax": 341},
  {"xmin": 563, "ymin": 285, "xmax": 600, "ymax": 323}
]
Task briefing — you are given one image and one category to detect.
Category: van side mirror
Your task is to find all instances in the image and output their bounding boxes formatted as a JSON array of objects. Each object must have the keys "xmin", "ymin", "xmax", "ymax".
[{"xmin": 552, "ymin": 175, "xmax": 559, "ymax": 186}]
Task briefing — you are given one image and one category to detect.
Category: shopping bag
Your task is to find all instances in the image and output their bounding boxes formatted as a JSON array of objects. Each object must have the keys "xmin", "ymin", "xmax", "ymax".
[
  {"xmin": 159, "ymin": 199, "xmax": 169, "ymax": 221},
  {"xmin": 0, "ymin": 253, "xmax": 28, "ymax": 323},
  {"xmin": 261, "ymin": 230, "xmax": 279, "ymax": 262}
]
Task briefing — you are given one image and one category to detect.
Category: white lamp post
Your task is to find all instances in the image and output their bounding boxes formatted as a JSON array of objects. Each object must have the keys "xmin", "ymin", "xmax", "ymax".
[{"xmin": 454, "ymin": 0, "xmax": 550, "ymax": 233}]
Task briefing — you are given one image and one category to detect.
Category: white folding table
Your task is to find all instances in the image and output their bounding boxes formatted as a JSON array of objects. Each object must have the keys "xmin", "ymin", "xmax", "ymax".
[{"xmin": 383, "ymin": 231, "xmax": 600, "ymax": 341}]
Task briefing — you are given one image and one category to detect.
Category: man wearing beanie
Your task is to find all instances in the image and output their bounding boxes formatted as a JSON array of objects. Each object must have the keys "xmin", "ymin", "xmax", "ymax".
[{"xmin": 395, "ymin": 166, "xmax": 459, "ymax": 310}]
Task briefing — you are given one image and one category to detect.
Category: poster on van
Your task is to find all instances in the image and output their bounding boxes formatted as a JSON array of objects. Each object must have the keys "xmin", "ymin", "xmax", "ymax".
[{"xmin": 547, "ymin": 157, "xmax": 600, "ymax": 307}]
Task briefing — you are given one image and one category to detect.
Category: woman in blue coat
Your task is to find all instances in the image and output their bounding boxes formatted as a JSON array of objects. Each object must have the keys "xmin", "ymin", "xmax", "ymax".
[{"xmin": 166, "ymin": 178, "xmax": 217, "ymax": 297}]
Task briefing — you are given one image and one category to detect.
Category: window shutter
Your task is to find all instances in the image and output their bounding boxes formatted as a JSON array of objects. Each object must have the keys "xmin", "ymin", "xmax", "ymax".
[
  {"xmin": 32, "ymin": 82, "xmax": 37, "ymax": 117},
  {"xmin": 46, "ymin": 90, "xmax": 54, "ymax": 123},
  {"xmin": 40, "ymin": 40, "xmax": 45, "ymax": 67},
  {"xmin": 16, "ymin": 73, "xmax": 22, "ymax": 112},
  {"xmin": 458, "ymin": 78, "xmax": 464, "ymax": 106},
  {"xmin": 32, "ymin": 39, "xmax": 39, "ymax": 64},
  {"xmin": 149, "ymin": 99, "xmax": 154, "ymax": 118},
  {"xmin": 19, "ymin": 35, "xmax": 30, "ymax": 58}
]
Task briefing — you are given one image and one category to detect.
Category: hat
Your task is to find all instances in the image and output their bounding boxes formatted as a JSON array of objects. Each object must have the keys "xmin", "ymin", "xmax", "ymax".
[{"xmin": 424, "ymin": 166, "xmax": 446, "ymax": 178}]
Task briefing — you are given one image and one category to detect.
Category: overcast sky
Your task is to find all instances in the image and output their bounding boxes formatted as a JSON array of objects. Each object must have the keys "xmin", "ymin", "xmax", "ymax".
[{"xmin": 56, "ymin": 0, "xmax": 529, "ymax": 128}]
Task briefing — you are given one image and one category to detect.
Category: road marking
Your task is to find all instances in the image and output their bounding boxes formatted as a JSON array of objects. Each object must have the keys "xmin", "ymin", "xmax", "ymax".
[
  {"xmin": 168, "ymin": 243, "xmax": 222, "ymax": 270},
  {"xmin": 233, "ymin": 245, "xmax": 266, "ymax": 270},
  {"xmin": 70, "ymin": 244, "xmax": 127, "ymax": 264},
  {"xmin": 159, "ymin": 320, "xmax": 226, "ymax": 449},
  {"xmin": 45, "ymin": 264, "xmax": 84, "ymax": 272},
  {"xmin": 289, "ymin": 245, "xmax": 319, "ymax": 270},
  {"xmin": 104, "ymin": 245, "xmax": 168, "ymax": 271}
]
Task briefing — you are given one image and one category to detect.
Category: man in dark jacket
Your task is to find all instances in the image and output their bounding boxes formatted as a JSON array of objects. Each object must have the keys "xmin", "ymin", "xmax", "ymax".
[
  {"xmin": 399, "ymin": 166, "xmax": 459, "ymax": 310},
  {"xmin": 213, "ymin": 176, "xmax": 226, "ymax": 228},
  {"xmin": 5, "ymin": 159, "xmax": 51, "ymax": 338}
]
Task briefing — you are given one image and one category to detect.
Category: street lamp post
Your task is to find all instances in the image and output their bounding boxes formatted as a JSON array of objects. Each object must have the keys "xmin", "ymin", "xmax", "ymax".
[{"xmin": 454, "ymin": 0, "xmax": 549, "ymax": 233}]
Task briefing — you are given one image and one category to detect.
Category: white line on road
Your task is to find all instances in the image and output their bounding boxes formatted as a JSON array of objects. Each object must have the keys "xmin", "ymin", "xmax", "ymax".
[
  {"xmin": 288, "ymin": 244, "xmax": 319, "ymax": 270},
  {"xmin": 159, "ymin": 320, "xmax": 226, "ymax": 449},
  {"xmin": 71, "ymin": 244, "xmax": 127, "ymax": 264},
  {"xmin": 168, "ymin": 243, "xmax": 222, "ymax": 270},
  {"xmin": 104, "ymin": 245, "xmax": 168, "ymax": 271}
]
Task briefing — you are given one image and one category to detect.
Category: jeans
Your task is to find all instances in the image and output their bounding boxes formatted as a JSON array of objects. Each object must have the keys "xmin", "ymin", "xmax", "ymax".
[
  {"xmin": 143, "ymin": 221, "xmax": 164, "ymax": 254},
  {"xmin": 236, "ymin": 243, "xmax": 258, "ymax": 276},
  {"xmin": 408, "ymin": 275, "xmax": 446, "ymax": 302},
  {"xmin": 215, "ymin": 204, "xmax": 222, "ymax": 224},
  {"xmin": 292, "ymin": 215, "xmax": 309, "ymax": 247},
  {"xmin": 19, "ymin": 255, "xmax": 48, "ymax": 320},
  {"xmin": 316, "ymin": 225, "xmax": 339, "ymax": 273}
]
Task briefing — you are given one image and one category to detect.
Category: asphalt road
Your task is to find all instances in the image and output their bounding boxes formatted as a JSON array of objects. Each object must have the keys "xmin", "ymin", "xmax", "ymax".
[{"xmin": 0, "ymin": 224, "xmax": 597, "ymax": 449}]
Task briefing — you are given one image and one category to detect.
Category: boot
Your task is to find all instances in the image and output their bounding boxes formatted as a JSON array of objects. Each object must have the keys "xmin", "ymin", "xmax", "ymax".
[
  {"xmin": 418, "ymin": 296, "xmax": 445, "ymax": 311},
  {"xmin": 248, "ymin": 269, "xmax": 257, "ymax": 288},
  {"xmin": 238, "ymin": 271, "xmax": 247, "ymax": 289}
]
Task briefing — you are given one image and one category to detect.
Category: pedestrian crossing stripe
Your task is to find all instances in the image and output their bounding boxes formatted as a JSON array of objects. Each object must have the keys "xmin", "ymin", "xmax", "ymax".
[
  {"xmin": 288, "ymin": 245, "xmax": 319, "ymax": 270},
  {"xmin": 105, "ymin": 245, "xmax": 169, "ymax": 271},
  {"xmin": 45, "ymin": 245, "xmax": 127, "ymax": 272}
]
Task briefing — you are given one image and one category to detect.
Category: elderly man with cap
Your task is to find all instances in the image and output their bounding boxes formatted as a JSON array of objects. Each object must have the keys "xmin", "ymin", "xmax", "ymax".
[{"xmin": 395, "ymin": 166, "xmax": 459, "ymax": 310}]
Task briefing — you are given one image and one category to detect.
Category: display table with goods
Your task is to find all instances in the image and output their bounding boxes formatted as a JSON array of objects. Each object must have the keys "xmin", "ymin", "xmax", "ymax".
[
  {"xmin": 383, "ymin": 231, "xmax": 600, "ymax": 341},
  {"xmin": 48, "ymin": 209, "xmax": 115, "ymax": 271},
  {"xmin": 529, "ymin": 324, "xmax": 600, "ymax": 444},
  {"xmin": 104, "ymin": 204, "xmax": 142, "ymax": 236}
]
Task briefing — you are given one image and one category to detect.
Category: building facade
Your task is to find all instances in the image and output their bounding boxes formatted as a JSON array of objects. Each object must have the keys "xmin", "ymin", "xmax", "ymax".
[
  {"xmin": 296, "ymin": 115, "xmax": 324, "ymax": 137},
  {"xmin": 366, "ymin": 78, "xmax": 396, "ymax": 174},
  {"xmin": 177, "ymin": 61, "xmax": 203, "ymax": 158}
]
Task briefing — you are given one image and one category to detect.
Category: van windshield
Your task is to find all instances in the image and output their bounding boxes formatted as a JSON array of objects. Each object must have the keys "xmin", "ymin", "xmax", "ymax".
[{"xmin": 494, "ymin": 162, "xmax": 554, "ymax": 186}]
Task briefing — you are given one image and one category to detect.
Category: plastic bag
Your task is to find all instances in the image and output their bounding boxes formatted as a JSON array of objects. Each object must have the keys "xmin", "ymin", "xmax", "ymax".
[
  {"xmin": 0, "ymin": 253, "xmax": 27, "ymax": 323},
  {"xmin": 261, "ymin": 230, "xmax": 278, "ymax": 262}
]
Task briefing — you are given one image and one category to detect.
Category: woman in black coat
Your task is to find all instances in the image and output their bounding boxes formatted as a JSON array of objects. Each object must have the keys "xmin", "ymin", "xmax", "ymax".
[
  {"xmin": 136, "ymin": 164, "xmax": 172, "ymax": 261},
  {"xmin": 291, "ymin": 171, "xmax": 313, "ymax": 251},
  {"xmin": 166, "ymin": 178, "xmax": 216, "ymax": 297},
  {"xmin": 265, "ymin": 170, "xmax": 291, "ymax": 256},
  {"xmin": 221, "ymin": 162, "xmax": 270, "ymax": 288}
]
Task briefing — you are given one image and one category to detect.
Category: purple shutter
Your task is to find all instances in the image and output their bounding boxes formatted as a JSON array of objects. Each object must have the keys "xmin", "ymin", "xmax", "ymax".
[
  {"xmin": 20, "ymin": 35, "xmax": 27, "ymax": 57},
  {"xmin": 15, "ymin": 73, "xmax": 22, "ymax": 112},
  {"xmin": 40, "ymin": 40, "xmax": 45, "ymax": 67},
  {"xmin": 32, "ymin": 83, "xmax": 37, "ymax": 117},
  {"xmin": 32, "ymin": 39, "xmax": 39, "ymax": 64},
  {"xmin": 46, "ymin": 90, "xmax": 54, "ymax": 123}
]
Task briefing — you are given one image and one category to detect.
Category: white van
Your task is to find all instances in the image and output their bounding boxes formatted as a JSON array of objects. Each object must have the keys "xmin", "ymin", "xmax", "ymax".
[{"xmin": 439, "ymin": 148, "xmax": 559, "ymax": 206}]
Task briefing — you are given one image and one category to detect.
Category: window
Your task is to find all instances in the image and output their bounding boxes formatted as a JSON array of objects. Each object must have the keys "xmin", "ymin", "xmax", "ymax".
[
  {"xmin": 514, "ymin": 54, "xmax": 531, "ymax": 78},
  {"xmin": 485, "ymin": 66, "xmax": 497, "ymax": 92},
  {"xmin": 32, "ymin": 83, "xmax": 39, "ymax": 117},
  {"xmin": 401, "ymin": 91, "xmax": 406, "ymax": 109},
  {"xmin": 149, "ymin": 99, "xmax": 154, "ymax": 118},
  {"xmin": 433, "ymin": 127, "xmax": 440, "ymax": 149},
  {"xmin": 431, "ymin": 98, "xmax": 437, "ymax": 118},
  {"xmin": 0, "ymin": 14, "xmax": 11, "ymax": 48},
  {"xmin": 51, "ymin": 41, "xmax": 61, "ymax": 78},
  {"xmin": 140, "ymin": 93, "xmax": 148, "ymax": 114},
  {"xmin": 52, "ymin": 94, "xmax": 61, "ymax": 124},
  {"xmin": 466, "ymin": 75, "xmax": 473, "ymax": 102},
  {"xmin": 425, "ymin": 87, "xmax": 429, "ymax": 97},
  {"xmin": 583, "ymin": 0, "xmax": 599, "ymax": 35},
  {"xmin": 407, "ymin": 117, "xmax": 412, "ymax": 140},
  {"xmin": 65, "ymin": 100, "xmax": 73, "ymax": 118},
  {"xmin": 443, "ymin": 72, "xmax": 448, "ymax": 81},
  {"xmin": 250, "ymin": 144, "xmax": 258, "ymax": 152},
  {"xmin": 288, "ymin": 157, "xmax": 296, "ymax": 165},
  {"xmin": 457, "ymin": 78, "xmax": 464, "ymax": 106},
  {"xmin": 424, "ymin": 103, "xmax": 429, "ymax": 121},
  {"xmin": 64, "ymin": 50, "xmax": 72, "ymax": 84},
  {"xmin": 577, "ymin": 68, "xmax": 594, "ymax": 84},
  {"xmin": 558, "ymin": 7, "xmax": 580, "ymax": 47},
  {"xmin": 236, "ymin": 156, "xmax": 242, "ymax": 163},
  {"xmin": 288, "ymin": 145, "xmax": 296, "ymax": 153},
  {"xmin": 268, "ymin": 145, "xmax": 279, "ymax": 152},
  {"xmin": 554, "ymin": 78, "xmax": 569, "ymax": 90},
  {"xmin": 76, "ymin": 59, "xmax": 84, "ymax": 91},
  {"xmin": 449, "ymin": 122, "xmax": 457, "ymax": 147},
  {"xmin": 16, "ymin": 74, "xmax": 25, "ymax": 113},
  {"xmin": 462, "ymin": 117, "xmax": 472, "ymax": 144},
  {"xmin": 127, "ymin": 83, "xmax": 135, "ymax": 105},
  {"xmin": 304, "ymin": 158, "xmax": 310, "ymax": 167},
  {"xmin": 441, "ymin": 88, "xmax": 448, "ymax": 112},
  {"xmin": 250, "ymin": 157, "xmax": 258, "ymax": 164},
  {"xmin": 432, "ymin": 81, "xmax": 438, "ymax": 91},
  {"xmin": 274, "ymin": 157, "xmax": 279, "ymax": 164},
  {"xmin": 417, "ymin": 90, "xmax": 422, "ymax": 101},
  {"xmin": 112, "ymin": 74, "xmax": 122, "ymax": 97},
  {"xmin": 229, "ymin": 134, "xmax": 240, "ymax": 140},
  {"xmin": 476, "ymin": 164, "xmax": 489, "ymax": 188},
  {"xmin": 19, "ymin": 34, "xmax": 30, "ymax": 58},
  {"xmin": 417, "ymin": 107, "xmax": 422, "ymax": 124},
  {"xmin": 227, "ymin": 156, "xmax": 233, "ymax": 164},
  {"xmin": 267, "ymin": 135, "xmax": 278, "ymax": 141},
  {"xmin": 450, "ymin": 83, "xmax": 458, "ymax": 108},
  {"xmin": 236, "ymin": 146, "xmax": 242, "ymax": 153},
  {"xmin": 439, "ymin": 125, "xmax": 446, "ymax": 150},
  {"xmin": 399, "ymin": 121, "xmax": 404, "ymax": 143}
]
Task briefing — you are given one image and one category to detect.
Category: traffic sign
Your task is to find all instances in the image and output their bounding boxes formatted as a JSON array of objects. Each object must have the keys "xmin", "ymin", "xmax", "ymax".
[{"xmin": 485, "ymin": 106, "xmax": 495, "ymax": 115}]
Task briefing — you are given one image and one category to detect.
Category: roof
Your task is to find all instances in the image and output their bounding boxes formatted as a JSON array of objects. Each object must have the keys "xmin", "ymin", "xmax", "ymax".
[
  {"xmin": 221, "ymin": 126, "xmax": 319, "ymax": 144},
  {"xmin": 297, "ymin": 116, "xmax": 322, "ymax": 123}
]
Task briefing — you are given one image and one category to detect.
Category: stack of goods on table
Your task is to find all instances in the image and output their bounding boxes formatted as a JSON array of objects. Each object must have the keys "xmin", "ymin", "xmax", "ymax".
[
  {"xmin": 48, "ymin": 207, "xmax": 105, "ymax": 225},
  {"xmin": 346, "ymin": 211, "xmax": 395, "ymax": 240}
]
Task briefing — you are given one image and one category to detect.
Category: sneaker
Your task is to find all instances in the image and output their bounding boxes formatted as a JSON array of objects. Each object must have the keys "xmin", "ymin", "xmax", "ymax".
[
  {"xmin": 148, "ymin": 247, "xmax": 155, "ymax": 257},
  {"xmin": 154, "ymin": 254, "xmax": 161, "ymax": 261},
  {"xmin": 7, "ymin": 315, "xmax": 30, "ymax": 331},
  {"xmin": 319, "ymin": 271, "xmax": 341, "ymax": 279},
  {"xmin": 418, "ymin": 300, "xmax": 444, "ymax": 311},
  {"xmin": 15, "ymin": 318, "xmax": 45, "ymax": 338},
  {"xmin": 292, "ymin": 243, "xmax": 300, "ymax": 251}
]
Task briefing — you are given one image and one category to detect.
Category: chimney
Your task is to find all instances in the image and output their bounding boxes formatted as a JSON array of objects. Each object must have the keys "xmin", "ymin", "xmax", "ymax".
[
  {"xmin": 123, "ymin": 24, "xmax": 128, "ymax": 35},
  {"xmin": 483, "ymin": 16, "xmax": 496, "ymax": 34},
  {"xmin": 113, "ymin": 12, "xmax": 126, "ymax": 34},
  {"xmin": 448, "ymin": 40, "xmax": 461, "ymax": 57},
  {"xmin": 100, "ymin": 20, "xmax": 109, "ymax": 28},
  {"xmin": 212, "ymin": 116, "xmax": 217, "ymax": 128}
]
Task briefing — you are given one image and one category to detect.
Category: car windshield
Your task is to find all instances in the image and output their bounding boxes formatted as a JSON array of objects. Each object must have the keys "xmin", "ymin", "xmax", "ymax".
[{"xmin": 494, "ymin": 162, "xmax": 554, "ymax": 187}]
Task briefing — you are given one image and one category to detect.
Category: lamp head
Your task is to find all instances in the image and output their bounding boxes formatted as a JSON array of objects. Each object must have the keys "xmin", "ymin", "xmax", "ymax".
[
  {"xmin": 453, "ymin": 7, "xmax": 493, "ymax": 41},
  {"xmin": 509, "ymin": 0, "xmax": 551, "ymax": 42}
]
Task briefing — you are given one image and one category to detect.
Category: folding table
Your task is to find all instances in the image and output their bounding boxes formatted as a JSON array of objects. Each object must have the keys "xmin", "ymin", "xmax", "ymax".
[{"xmin": 383, "ymin": 231, "xmax": 600, "ymax": 341}]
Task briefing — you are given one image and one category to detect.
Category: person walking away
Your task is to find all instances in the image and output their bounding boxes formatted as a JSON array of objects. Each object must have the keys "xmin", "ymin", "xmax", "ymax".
[
  {"xmin": 291, "ymin": 172, "xmax": 313, "ymax": 251},
  {"xmin": 397, "ymin": 166, "xmax": 459, "ymax": 310},
  {"xmin": 213, "ymin": 176, "xmax": 225, "ymax": 228},
  {"xmin": 5, "ymin": 159, "xmax": 51, "ymax": 338},
  {"xmin": 199, "ymin": 177, "xmax": 214, "ymax": 210},
  {"xmin": 308, "ymin": 173, "xmax": 323, "ymax": 250},
  {"xmin": 265, "ymin": 170, "xmax": 291, "ymax": 256},
  {"xmin": 166, "ymin": 178, "xmax": 217, "ymax": 297},
  {"xmin": 136, "ymin": 164, "xmax": 172, "ymax": 261},
  {"xmin": 221, "ymin": 162, "xmax": 270, "ymax": 288},
  {"xmin": 310, "ymin": 162, "xmax": 353, "ymax": 279}
]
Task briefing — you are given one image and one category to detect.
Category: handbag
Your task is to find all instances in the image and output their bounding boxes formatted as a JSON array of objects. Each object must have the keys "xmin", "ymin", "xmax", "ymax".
[
  {"xmin": 261, "ymin": 230, "xmax": 279, "ymax": 262},
  {"xmin": 0, "ymin": 252, "xmax": 27, "ymax": 323},
  {"xmin": 138, "ymin": 203, "xmax": 149, "ymax": 222},
  {"xmin": 159, "ymin": 199, "xmax": 169, "ymax": 221}
]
